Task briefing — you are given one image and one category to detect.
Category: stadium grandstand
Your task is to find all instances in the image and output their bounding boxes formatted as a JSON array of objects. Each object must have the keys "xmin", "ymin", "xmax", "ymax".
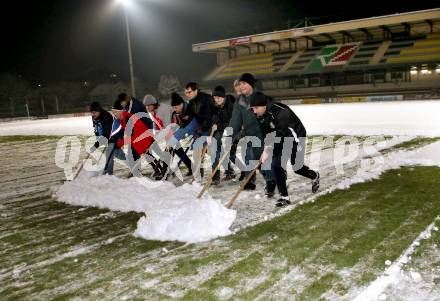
[{"xmin": 193, "ymin": 8, "xmax": 440, "ymax": 103}]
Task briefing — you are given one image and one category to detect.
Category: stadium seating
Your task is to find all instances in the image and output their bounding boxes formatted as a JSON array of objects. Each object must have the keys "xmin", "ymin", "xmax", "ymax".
[
  {"xmin": 381, "ymin": 33, "xmax": 440, "ymax": 64},
  {"xmin": 286, "ymin": 47, "xmax": 322, "ymax": 73},
  {"xmin": 348, "ymin": 40, "xmax": 382, "ymax": 66},
  {"xmin": 214, "ymin": 52, "xmax": 275, "ymax": 79},
  {"xmin": 207, "ymin": 34, "xmax": 440, "ymax": 81},
  {"xmin": 272, "ymin": 51, "xmax": 297, "ymax": 72}
]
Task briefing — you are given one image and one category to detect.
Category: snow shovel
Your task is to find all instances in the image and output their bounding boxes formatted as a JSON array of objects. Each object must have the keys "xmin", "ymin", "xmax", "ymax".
[
  {"xmin": 71, "ymin": 152, "xmax": 90, "ymax": 181},
  {"xmin": 129, "ymin": 151, "xmax": 162, "ymax": 179},
  {"xmin": 224, "ymin": 161, "xmax": 261, "ymax": 209},
  {"xmin": 72, "ymin": 146, "xmax": 107, "ymax": 180},
  {"xmin": 163, "ymin": 141, "xmax": 193, "ymax": 180},
  {"xmin": 197, "ymin": 149, "xmax": 230, "ymax": 199}
]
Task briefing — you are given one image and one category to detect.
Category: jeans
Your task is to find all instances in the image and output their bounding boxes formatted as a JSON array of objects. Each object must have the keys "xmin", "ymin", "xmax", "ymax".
[
  {"xmin": 168, "ymin": 118, "xmax": 200, "ymax": 148},
  {"xmin": 211, "ymin": 131, "xmax": 234, "ymax": 178},
  {"xmin": 103, "ymin": 143, "xmax": 128, "ymax": 175}
]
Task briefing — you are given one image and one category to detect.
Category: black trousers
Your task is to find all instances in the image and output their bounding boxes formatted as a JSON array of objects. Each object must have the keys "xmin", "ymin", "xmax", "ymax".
[
  {"xmin": 173, "ymin": 147, "xmax": 192, "ymax": 171},
  {"xmin": 271, "ymin": 143, "xmax": 317, "ymax": 197}
]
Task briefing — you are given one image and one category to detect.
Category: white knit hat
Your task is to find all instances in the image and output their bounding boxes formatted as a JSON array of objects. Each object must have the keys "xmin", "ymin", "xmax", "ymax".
[{"xmin": 142, "ymin": 94, "xmax": 158, "ymax": 106}]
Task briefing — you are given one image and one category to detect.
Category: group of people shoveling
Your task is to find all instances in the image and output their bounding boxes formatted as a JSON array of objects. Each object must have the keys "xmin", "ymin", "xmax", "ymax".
[{"xmin": 88, "ymin": 72, "xmax": 320, "ymax": 207}]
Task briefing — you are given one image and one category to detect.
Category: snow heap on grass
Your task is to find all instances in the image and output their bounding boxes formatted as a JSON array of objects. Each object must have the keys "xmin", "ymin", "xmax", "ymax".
[{"xmin": 55, "ymin": 175, "xmax": 236, "ymax": 243}]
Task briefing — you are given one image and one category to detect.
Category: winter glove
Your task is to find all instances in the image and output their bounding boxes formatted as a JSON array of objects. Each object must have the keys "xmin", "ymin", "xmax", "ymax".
[{"xmin": 260, "ymin": 149, "xmax": 270, "ymax": 164}]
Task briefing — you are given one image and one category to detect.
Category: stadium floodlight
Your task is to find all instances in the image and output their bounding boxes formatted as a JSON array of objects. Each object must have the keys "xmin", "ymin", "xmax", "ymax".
[
  {"xmin": 410, "ymin": 67, "xmax": 418, "ymax": 75},
  {"xmin": 117, "ymin": 0, "xmax": 131, "ymax": 6},
  {"xmin": 420, "ymin": 68, "xmax": 429, "ymax": 75},
  {"xmin": 436, "ymin": 66, "xmax": 440, "ymax": 74},
  {"xmin": 116, "ymin": 0, "xmax": 136, "ymax": 97}
]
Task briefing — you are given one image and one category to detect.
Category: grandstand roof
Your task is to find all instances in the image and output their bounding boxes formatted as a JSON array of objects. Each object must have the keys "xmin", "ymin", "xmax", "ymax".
[{"xmin": 192, "ymin": 8, "xmax": 440, "ymax": 53}]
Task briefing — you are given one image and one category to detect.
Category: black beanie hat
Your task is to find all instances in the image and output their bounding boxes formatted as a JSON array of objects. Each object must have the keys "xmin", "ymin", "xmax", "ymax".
[
  {"xmin": 90, "ymin": 102, "xmax": 103, "ymax": 112},
  {"xmin": 212, "ymin": 85, "xmax": 226, "ymax": 98},
  {"xmin": 238, "ymin": 73, "xmax": 257, "ymax": 87},
  {"xmin": 171, "ymin": 92, "xmax": 184, "ymax": 106},
  {"xmin": 112, "ymin": 99, "xmax": 124, "ymax": 110},
  {"xmin": 117, "ymin": 93, "xmax": 128, "ymax": 102},
  {"xmin": 249, "ymin": 92, "xmax": 268, "ymax": 107}
]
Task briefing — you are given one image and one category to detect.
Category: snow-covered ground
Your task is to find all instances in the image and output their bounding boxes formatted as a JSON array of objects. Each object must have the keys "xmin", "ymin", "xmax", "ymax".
[
  {"xmin": 2, "ymin": 100, "xmax": 440, "ymax": 300},
  {"xmin": 1, "ymin": 100, "xmax": 440, "ymax": 137},
  {"xmin": 293, "ymin": 100, "xmax": 440, "ymax": 137},
  {"xmin": 0, "ymin": 116, "xmax": 93, "ymax": 136},
  {"xmin": 1, "ymin": 135, "xmax": 439, "ymax": 300},
  {"xmin": 351, "ymin": 217, "xmax": 440, "ymax": 301}
]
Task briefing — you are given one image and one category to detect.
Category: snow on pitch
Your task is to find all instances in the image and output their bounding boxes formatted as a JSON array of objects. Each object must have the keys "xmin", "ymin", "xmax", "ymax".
[
  {"xmin": 351, "ymin": 218, "xmax": 440, "ymax": 301},
  {"xmin": 55, "ymin": 174, "xmax": 236, "ymax": 243},
  {"xmin": 2, "ymin": 100, "xmax": 440, "ymax": 137},
  {"xmin": 294, "ymin": 100, "xmax": 440, "ymax": 137},
  {"xmin": 0, "ymin": 116, "xmax": 93, "ymax": 136}
]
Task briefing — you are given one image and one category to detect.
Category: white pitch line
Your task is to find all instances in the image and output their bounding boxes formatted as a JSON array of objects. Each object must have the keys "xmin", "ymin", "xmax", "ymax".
[{"xmin": 352, "ymin": 216, "xmax": 439, "ymax": 301}]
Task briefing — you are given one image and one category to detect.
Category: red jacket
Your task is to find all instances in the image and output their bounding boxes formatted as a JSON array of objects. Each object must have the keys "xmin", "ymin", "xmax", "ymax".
[
  {"xmin": 150, "ymin": 111, "xmax": 164, "ymax": 130},
  {"xmin": 116, "ymin": 111, "xmax": 153, "ymax": 155}
]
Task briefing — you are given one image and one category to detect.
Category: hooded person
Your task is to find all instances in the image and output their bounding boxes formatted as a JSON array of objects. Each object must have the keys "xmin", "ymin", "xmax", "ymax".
[
  {"xmin": 226, "ymin": 73, "xmax": 276, "ymax": 196},
  {"xmin": 249, "ymin": 91, "xmax": 320, "ymax": 207}
]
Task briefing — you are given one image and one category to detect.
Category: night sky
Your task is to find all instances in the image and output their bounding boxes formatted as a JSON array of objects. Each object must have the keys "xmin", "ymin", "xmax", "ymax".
[{"xmin": 1, "ymin": 0, "xmax": 438, "ymax": 86}]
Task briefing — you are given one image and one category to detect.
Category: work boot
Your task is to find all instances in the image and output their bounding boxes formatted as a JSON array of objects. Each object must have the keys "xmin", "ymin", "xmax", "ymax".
[
  {"xmin": 275, "ymin": 196, "xmax": 291, "ymax": 207},
  {"xmin": 243, "ymin": 182, "xmax": 256, "ymax": 191},
  {"xmin": 312, "ymin": 172, "xmax": 320, "ymax": 193},
  {"xmin": 154, "ymin": 166, "xmax": 167, "ymax": 181},
  {"xmin": 185, "ymin": 169, "xmax": 193, "ymax": 177},
  {"xmin": 212, "ymin": 171, "xmax": 221, "ymax": 186},
  {"xmin": 223, "ymin": 170, "xmax": 236, "ymax": 181}
]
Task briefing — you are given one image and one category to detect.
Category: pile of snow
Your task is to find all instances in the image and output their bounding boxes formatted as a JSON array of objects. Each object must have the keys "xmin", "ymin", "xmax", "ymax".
[{"xmin": 55, "ymin": 175, "xmax": 236, "ymax": 243}]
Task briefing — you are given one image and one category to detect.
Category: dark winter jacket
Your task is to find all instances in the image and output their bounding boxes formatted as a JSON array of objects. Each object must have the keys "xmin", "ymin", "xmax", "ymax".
[
  {"xmin": 189, "ymin": 91, "xmax": 214, "ymax": 133},
  {"xmin": 212, "ymin": 94, "xmax": 235, "ymax": 134},
  {"xmin": 124, "ymin": 97, "xmax": 153, "ymax": 130},
  {"xmin": 171, "ymin": 102, "xmax": 194, "ymax": 128},
  {"xmin": 228, "ymin": 93, "xmax": 264, "ymax": 141},
  {"xmin": 92, "ymin": 109, "xmax": 114, "ymax": 148},
  {"xmin": 257, "ymin": 100, "xmax": 307, "ymax": 155}
]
